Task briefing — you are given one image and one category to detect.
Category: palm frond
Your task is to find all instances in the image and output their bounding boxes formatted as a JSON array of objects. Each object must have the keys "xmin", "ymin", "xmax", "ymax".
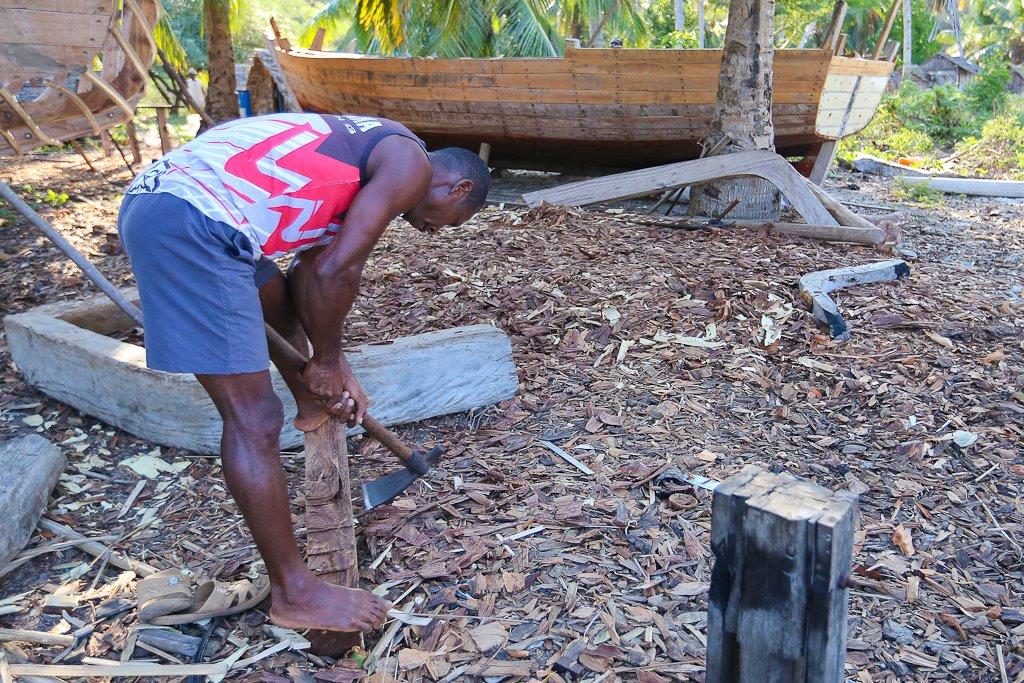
[
  {"xmin": 417, "ymin": 0, "xmax": 492, "ymax": 57},
  {"xmin": 356, "ymin": 0, "xmax": 408, "ymax": 54},
  {"xmin": 496, "ymin": 0, "xmax": 559, "ymax": 56},
  {"xmin": 300, "ymin": 0, "xmax": 355, "ymax": 47},
  {"xmin": 154, "ymin": 13, "xmax": 190, "ymax": 70}
]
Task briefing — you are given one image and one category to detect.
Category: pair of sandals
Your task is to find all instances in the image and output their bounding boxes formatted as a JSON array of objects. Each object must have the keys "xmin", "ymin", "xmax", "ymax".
[{"xmin": 137, "ymin": 569, "xmax": 271, "ymax": 625}]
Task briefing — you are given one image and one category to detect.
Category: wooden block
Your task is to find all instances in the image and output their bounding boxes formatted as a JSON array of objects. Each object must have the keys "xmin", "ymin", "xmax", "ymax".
[
  {"xmin": 707, "ymin": 466, "xmax": 857, "ymax": 683},
  {"xmin": 0, "ymin": 435, "xmax": 66, "ymax": 567},
  {"xmin": 4, "ymin": 289, "xmax": 518, "ymax": 454}
]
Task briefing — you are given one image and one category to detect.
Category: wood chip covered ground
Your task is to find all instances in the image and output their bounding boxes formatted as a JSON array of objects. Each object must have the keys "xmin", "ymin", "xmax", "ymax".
[{"xmin": 1, "ymin": 148, "xmax": 1023, "ymax": 681}]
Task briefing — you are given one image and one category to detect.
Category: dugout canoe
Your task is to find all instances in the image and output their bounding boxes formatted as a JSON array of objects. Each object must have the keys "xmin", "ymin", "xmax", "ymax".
[
  {"xmin": 0, "ymin": 0, "xmax": 158, "ymax": 156},
  {"xmin": 261, "ymin": 42, "xmax": 894, "ymax": 170}
]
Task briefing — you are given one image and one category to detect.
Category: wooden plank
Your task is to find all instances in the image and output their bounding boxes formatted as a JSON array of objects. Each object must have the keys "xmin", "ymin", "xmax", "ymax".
[
  {"xmin": 8, "ymin": 663, "xmax": 228, "ymax": 678},
  {"xmin": 799, "ymin": 259, "xmax": 910, "ymax": 340},
  {"xmin": 4, "ymin": 290, "xmax": 519, "ymax": 454},
  {"xmin": 0, "ymin": 9, "xmax": 109, "ymax": 48},
  {"xmin": 895, "ymin": 176, "xmax": 1024, "ymax": 198},
  {"xmin": 522, "ymin": 150, "xmax": 838, "ymax": 227},
  {"xmin": 154, "ymin": 106, "xmax": 170, "ymax": 154},
  {"xmin": 0, "ymin": 436, "xmax": 65, "ymax": 566}
]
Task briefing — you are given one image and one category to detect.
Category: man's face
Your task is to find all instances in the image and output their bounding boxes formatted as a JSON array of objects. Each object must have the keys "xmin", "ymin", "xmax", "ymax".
[{"xmin": 402, "ymin": 179, "xmax": 479, "ymax": 234}]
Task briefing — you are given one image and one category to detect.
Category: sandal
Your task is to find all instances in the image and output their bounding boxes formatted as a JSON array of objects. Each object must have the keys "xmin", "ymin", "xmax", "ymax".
[
  {"xmin": 137, "ymin": 569, "xmax": 193, "ymax": 622},
  {"xmin": 139, "ymin": 574, "xmax": 271, "ymax": 626}
]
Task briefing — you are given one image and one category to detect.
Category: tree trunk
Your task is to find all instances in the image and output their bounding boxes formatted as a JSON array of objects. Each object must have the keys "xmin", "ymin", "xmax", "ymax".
[
  {"xmin": 690, "ymin": 0, "xmax": 780, "ymax": 220},
  {"xmin": 674, "ymin": 0, "xmax": 685, "ymax": 32},
  {"xmin": 697, "ymin": 0, "xmax": 706, "ymax": 47},
  {"xmin": 204, "ymin": 0, "xmax": 238, "ymax": 124},
  {"xmin": 902, "ymin": 0, "xmax": 911, "ymax": 74}
]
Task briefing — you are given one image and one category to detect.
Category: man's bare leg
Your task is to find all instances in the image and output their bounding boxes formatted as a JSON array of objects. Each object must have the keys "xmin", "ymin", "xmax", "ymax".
[
  {"xmin": 195, "ymin": 371, "xmax": 388, "ymax": 632},
  {"xmin": 259, "ymin": 270, "xmax": 333, "ymax": 431}
]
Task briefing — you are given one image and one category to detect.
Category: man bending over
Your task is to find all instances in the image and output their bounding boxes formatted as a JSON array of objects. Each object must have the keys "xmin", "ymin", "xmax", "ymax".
[{"xmin": 118, "ymin": 113, "xmax": 490, "ymax": 633}]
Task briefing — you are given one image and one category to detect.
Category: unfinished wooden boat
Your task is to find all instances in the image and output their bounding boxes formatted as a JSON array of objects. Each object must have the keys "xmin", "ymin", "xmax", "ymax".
[
  {"xmin": 264, "ymin": 38, "xmax": 893, "ymax": 169},
  {"xmin": 0, "ymin": 0, "xmax": 159, "ymax": 155}
]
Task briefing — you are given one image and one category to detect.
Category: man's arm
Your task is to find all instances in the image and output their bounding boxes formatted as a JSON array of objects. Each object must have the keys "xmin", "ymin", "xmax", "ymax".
[{"xmin": 290, "ymin": 136, "xmax": 430, "ymax": 424}]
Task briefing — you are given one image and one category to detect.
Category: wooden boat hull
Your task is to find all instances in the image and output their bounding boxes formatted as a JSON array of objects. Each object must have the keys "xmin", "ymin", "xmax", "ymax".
[
  {"xmin": 272, "ymin": 46, "xmax": 893, "ymax": 169},
  {"xmin": 0, "ymin": 0, "xmax": 158, "ymax": 155}
]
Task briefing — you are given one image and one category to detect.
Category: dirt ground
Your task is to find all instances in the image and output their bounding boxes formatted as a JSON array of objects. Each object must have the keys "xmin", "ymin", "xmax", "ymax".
[{"xmin": 1, "ymin": 142, "xmax": 1022, "ymax": 682}]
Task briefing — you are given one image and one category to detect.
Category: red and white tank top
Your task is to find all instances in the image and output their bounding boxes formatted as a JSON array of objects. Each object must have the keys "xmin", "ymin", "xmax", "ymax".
[{"xmin": 126, "ymin": 113, "xmax": 426, "ymax": 258}]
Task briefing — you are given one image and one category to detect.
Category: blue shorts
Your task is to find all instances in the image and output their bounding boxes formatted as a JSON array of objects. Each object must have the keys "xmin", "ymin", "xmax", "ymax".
[{"xmin": 118, "ymin": 192, "xmax": 282, "ymax": 374}]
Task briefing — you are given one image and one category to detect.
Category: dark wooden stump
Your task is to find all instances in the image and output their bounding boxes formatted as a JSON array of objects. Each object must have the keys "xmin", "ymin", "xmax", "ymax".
[{"xmin": 707, "ymin": 465, "xmax": 857, "ymax": 682}]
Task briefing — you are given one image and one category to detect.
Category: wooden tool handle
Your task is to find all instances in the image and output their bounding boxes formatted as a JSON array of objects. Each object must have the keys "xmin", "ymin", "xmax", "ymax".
[{"xmin": 264, "ymin": 324, "xmax": 415, "ymax": 462}]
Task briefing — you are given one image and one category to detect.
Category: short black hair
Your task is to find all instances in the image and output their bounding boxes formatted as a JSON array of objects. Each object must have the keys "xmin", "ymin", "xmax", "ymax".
[{"xmin": 431, "ymin": 147, "xmax": 490, "ymax": 207}]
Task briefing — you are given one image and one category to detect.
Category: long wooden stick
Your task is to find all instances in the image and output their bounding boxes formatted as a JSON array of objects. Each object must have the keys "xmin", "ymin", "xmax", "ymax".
[
  {"xmin": 37, "ymin": 518, "xmax": 157, "ymax": 577},
  {"xmin": 872, "ymin": 0, "xmax": 901, "ymax": 60},
  {"xmin": 0, "ymin": 181, "xmax": 144, "ymax": 326}
]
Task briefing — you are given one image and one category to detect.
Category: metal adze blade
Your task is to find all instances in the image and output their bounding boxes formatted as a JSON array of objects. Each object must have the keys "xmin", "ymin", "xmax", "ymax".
[{"xmin": 362, "ymin": 445, "xmax": 445, "ymax": 510}]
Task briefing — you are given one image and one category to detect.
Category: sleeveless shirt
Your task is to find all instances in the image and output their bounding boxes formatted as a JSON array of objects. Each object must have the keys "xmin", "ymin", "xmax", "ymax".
[{"xmin": 125, "ymin": 113, "xmax": 426, "ymax": 258}]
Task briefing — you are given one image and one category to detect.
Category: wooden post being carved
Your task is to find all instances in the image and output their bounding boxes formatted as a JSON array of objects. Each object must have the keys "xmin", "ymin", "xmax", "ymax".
[
  {"xmin": 304, "ymin": 418, "xmax": 362, "ymax": 655},
  {"xmin": 706, "ymin": 465, "xmax": 857, "ymax": 682}
]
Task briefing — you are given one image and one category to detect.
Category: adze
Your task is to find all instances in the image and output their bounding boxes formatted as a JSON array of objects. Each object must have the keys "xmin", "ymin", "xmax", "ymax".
[{"xmin": 264, "ymin": 324, "xmax": 444, "ymax": 509}]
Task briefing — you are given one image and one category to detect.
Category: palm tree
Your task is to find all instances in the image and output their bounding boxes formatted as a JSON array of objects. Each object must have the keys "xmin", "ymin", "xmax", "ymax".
[
  {"xmin": 203, "ymin": 0, "xmax": 238, "ymax": 122},
  {"xmin": 154, "ymin": 0, "xmax": 240, "ymax": 123},
  {"xmin": 304, "ymin": 0, "xmax": 646, "ymax": 57}
]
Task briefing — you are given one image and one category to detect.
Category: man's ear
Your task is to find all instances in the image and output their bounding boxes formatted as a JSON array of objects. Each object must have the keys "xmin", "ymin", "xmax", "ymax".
[{"xmin": 451, "ymin": 179, "xmax": 474, "ymax": 199}]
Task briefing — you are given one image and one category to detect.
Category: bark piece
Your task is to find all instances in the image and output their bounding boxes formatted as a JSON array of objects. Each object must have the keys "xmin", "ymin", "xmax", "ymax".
[{"xmin": 0, "ymin": 435, "xmax": 66, "ymax": 567}]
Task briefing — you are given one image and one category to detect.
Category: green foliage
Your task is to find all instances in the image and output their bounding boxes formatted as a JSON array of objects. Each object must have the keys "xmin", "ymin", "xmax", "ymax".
[
  {"xmin": 18, "ymin": 185, "xmax": 70, "ymax": 209},
  {"xmin": 843, "ymin": 66, "xmax": 1024, "ymax": 180},
  {"xmin": 964, "ymin": 58, "xmax": 1012, "ymax": 117},
  {"xmin": 891, "ymin": 177, "xmax": 944, "ymax": 205},
  {"xmin": 884, "ymin": 81, "xmax": 977, "ymax": 146}
]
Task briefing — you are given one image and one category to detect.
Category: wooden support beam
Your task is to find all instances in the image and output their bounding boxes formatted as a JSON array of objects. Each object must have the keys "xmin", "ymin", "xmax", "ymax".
[
  {"xmin": 706, "ymin": 465, "xmax": 858, "ymax": 682},
  {"xmin": 808, "ymin": 139, "xmax": 839, "ymax": 186},
  {"xmin": 0, "ymin": 87, "xmax": 61, "ymax": 147},
  {"xmin": 0, "ymin": 436, "xmax": 66, "ymax": 567},
  {"xmin": 82, "ymin": 71, "xmax": 135, "ymax": 118},
  {"xmin": 522, "ymin": 150, "xmax": 839, "ymax": 227},
  {"xmin": 309, "ymin": 26, "xmax": 326, "ymax": 51},
  {"xmin": 125, "ymin": 120, "xmax": 142, "ymax": 164},
  {"xmin": 108, "ymin": 25, "xmax": 150, "ymax": 80},
  {"xmin": 42, "ymin": 80, "xmax": 103, "ymax": 136},
  {"xmin": 871, "ymin": 0, "xmax": 901, "ymax": 60},
  {"xmin": 804, "ymin": 179, "xmax": 879, "ymax": 230},
  {"xmin": 154, "ymin": 106, "xmax": 171, "ymax": 154},
  {"xmin": 821, "ymin": 1, "xmax": 848, "ymax": 53},
  {"xmin": 478, "ymin": 142, "xmax": 492, "ymax": 165},
  {"xmin": 0, "ymin": 127, "xmax": 23, "ymax": 155}
]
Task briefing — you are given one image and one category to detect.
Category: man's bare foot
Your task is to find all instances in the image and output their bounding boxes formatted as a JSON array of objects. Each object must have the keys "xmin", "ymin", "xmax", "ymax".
[
  {"xmin": 270, "ymin": 577, "xmax": 390, "ymax": 633},
  {"xmin": 292, "ymin": 398, "xmax": 329, "ymax": 432}
]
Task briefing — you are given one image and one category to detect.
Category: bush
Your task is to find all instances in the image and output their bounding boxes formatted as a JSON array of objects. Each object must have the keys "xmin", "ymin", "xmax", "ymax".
[{"xmin": 965, "ymin": 59, "xmax": 1012, "ymax": 117}]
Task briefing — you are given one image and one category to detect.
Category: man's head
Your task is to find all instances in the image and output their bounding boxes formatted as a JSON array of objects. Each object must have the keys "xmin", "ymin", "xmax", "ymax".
[{"xmin": 403, "ymin": 147, "xmax": 490, "ymax": 233}]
